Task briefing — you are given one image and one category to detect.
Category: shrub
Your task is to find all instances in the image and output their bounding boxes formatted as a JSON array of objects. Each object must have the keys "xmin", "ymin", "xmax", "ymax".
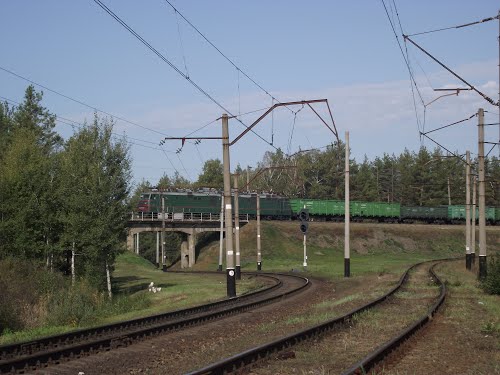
[
  {"xmin": 0, "ymin": 258, "xmax": 63, "ymax": 332},
  {"xmin": 480, "ymin": 255, "xmax": 500, "ymax": 295},
  {"xmin": 46, "ymin": 280, "xmax": 104, "ymax": 327},
  {"xmin": 0, "ymin": 257, "xmax": 152, "ymax": 337}
]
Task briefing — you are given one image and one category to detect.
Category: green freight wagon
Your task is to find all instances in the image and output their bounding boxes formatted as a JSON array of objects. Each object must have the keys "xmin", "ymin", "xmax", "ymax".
[
  {"xmin": 400, "ymin": 206, "xmax": 448, "ymax": 222},
  {"xmin": 289, "ymin": 199, "xmax": 344, "ymax": 218},
  {"xmin": 448, "ymin": 205, "xmax": 495, "ymax": 222},
  {"xmin": 238, "ymin": 194, "xmax": 291, "ymax": 219},
  {"xmin": 496, "ymin": 207, "xmax": 500, "ymax": 223},
  {"xmin": 447, "ymin": 205, "xmax": 466, "ymax": 221},
  {"xmin": 350, "ymin": 201, "xmax": 400, "ymax": 219}
]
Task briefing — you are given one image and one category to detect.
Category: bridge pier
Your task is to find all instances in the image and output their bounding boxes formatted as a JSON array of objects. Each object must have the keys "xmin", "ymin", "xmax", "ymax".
[
  {"xmin": 180, "ymin": 230, "xmax": 197, "ymax": 269},
  {"xmin": 127, "ymin": 217, "xmax": 248, "ymax": 269}
]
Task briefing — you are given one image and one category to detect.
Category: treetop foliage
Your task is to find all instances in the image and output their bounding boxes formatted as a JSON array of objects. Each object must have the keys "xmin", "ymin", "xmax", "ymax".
[{"xmin": 0, "ymin": 86, "xmax": 132, "ymax": 292}]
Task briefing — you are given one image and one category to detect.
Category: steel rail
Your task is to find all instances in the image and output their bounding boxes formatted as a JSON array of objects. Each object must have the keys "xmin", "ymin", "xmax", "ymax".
[
  {"xmin": 187, "ymin": 259, "xmax": 452, "ymax": 375},
  {"xmin": 0, "ymin": 272, "xmax": 309, "ymax": 374},
  {"xmin": 341, "ymin": 261, "xmax": 449, "ymax": 375},
  {"xmin": 0, "ymin": 272, "xmax": 280, "ymax": 361}
]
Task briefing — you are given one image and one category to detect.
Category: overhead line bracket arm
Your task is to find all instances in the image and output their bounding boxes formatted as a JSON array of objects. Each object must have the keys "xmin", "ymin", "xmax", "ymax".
[
  {"xmin": 229, "ymin": 99, "xmax": 339, "ymax": 146},
  {"xmin": 403, "ymin": 35, "xmax": 499, "ymax": 107}
]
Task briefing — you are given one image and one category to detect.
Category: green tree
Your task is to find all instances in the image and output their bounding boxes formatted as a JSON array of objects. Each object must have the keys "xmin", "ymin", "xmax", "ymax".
[
  {"xmin": 59, "ymin": 115, "xmax": 131, "ymax": 296},
  {"xmin": 13, "ymin": 85, "xmax": 62, "ymax": 152},
  {"xmin": 0, "ymin": 101, "xmax": 15, "ymax": 160},
  {"xmin": 197, "ymin": 159, "xmax": 223, "ymax": 188},
  {"xmin": 0, "ymin": 129, "xmax": 58, "ymax": 260},
  {"xmin": 352, "ymin": 156, "xmax": 377, "ymax": 201},
  {"xmin": 157, "ymin": 173, "xmax": 171, "ymax": 189}
]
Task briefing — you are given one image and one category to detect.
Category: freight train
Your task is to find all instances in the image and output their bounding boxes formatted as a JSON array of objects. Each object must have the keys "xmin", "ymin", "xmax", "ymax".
[{"xmin": 136, "ymin": 190, "xmax": 500, "ymax": 224}]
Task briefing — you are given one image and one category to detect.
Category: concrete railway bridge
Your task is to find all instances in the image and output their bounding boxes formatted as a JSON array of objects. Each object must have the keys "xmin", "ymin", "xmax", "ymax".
[{"xmin": 127, "ymin": 212, "xmax": 249, "ymax": 268}]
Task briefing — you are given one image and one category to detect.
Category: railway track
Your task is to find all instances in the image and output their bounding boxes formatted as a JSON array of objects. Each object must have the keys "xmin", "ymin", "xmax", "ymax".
[
  {"xmin": 188, "ymin": 259, "xmax": 450, "ymax": 375},
  {"xmin": 0, "ymin": 272, "xmax": 309, "ymax": 374}
]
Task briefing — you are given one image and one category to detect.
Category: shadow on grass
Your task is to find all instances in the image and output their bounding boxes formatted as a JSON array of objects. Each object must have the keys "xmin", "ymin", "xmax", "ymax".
[
  {"xmin": 113, "ymin": 276, "xmax": 178, "ymax": 294},
  {"xmin": 113, "ymin": 275, "xmax": 148, "ymax": 293}
]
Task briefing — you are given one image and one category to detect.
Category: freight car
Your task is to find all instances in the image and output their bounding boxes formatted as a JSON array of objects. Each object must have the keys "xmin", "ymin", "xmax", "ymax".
[
  {"xmin": 400, "ymin": 206, "xmax": 448, "ymax": 223},
  {"xmin": 289, "ymin": 199, "xmax": 400, "ymax": 222},
  {"xmin": 136, "ymin": 191, "xmax": 500, "ymax": 224}
]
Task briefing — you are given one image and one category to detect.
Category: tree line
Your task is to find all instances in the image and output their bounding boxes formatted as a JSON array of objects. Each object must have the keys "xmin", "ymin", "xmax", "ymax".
[
  {"xmin": 141, "ymin": 144, "xmax": 499, "ymax": 208},
  {"xmin": 0, "ymin": 86, "xmax": 131, "ymax": 297}
]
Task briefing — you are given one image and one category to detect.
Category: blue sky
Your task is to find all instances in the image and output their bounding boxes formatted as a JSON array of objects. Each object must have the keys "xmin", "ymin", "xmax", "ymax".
[{"xmin": 1, "ymin": 1, "xmax": 499, "ymax": 186}]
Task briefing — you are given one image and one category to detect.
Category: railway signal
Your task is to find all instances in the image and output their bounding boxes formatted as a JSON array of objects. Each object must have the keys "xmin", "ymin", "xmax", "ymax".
[
  {"xmin": 299, "ymin": 208, "xmax": 309, "ymax": 234},
  {"xmin": 299, "ymin": 208, "xmax": 309, "ymax": 270}
]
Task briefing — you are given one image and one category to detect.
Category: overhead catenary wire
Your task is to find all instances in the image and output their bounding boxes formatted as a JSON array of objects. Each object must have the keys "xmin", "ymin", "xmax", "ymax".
[
  {"xmin": 176, "ymin": 153, "xmax": 192, "ymax": 180},
  {"xmin": 160, "ymin": 147, "xmax": 181, "ymax": 176},
  {"xmin": 162, "ymin": 0, "xmax": 297, "ymax": 116},
  {"xmin": 173, "ymin": 7, "xmax": 190, "ymax": 79},
  {"xmin": 407, "ymin": 14, "xmax": 500, "ymax": 37},
  {"xmin": 93, "ymin": 0, "xmax": 279, "ymax": 151},
  {"xmin": 380, "ymin": 0, "xmax": 426, "ymax": 135}
]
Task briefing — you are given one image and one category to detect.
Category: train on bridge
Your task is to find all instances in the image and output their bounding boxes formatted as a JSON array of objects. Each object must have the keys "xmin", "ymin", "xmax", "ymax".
[{"xmin": 136, "ymin": 190, "xmax": 500, "ymax": 224}]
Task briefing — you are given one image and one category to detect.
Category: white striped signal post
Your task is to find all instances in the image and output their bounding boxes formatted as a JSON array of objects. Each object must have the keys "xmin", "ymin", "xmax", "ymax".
[
  {"xmin": 218, "ymin": 193, "xmax": 224, "ymax": 272},
  {"xmin": 257, "ymin": 194, "xmax": 262, "ymax": 271},
  {"xmin": 234, "ymin": 174, "xmax": 241, "ymax": 280},
  {"xmin": 465, "ymin": 151, "xmax": 472, "ymax": 270},
  {"xmin": 477, "ymin": 108, "xmax": 487, "ymax": 280},
  {"xmin": 299, "ymin": 207, "xmax": 309, "ymax": 270},
  {"xmin": 344, "ymin": 131, "xmax": 350, "ymax": 277}
]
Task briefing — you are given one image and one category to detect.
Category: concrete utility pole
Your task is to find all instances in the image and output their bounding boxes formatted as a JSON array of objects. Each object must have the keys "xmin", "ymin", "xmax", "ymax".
[
  {"xmin": 256, "ymin": 194, "xmax": 262, "ymax": 271},
  {"xmin": 303, "ymin": 233, "xmax": 307, "ymax": 270},
  {"xmin": 448, "ymin": 176, "xmax": 452, "ymax": 205},
  {"xmin": 156, "ymin": 231, "xmax": 160, "ymax": 268},
  {"xmin": 234, "ymin": 174, "xmax": 241, "ymax": 280},
  {"xmin": 222, "ymin": 114, "xmax": 236, "ymax": 297},
  {"xmin": 218, "ymin": 193, "xmax": 224, "ymax": 272},
  {"xmin": 135, "ymin": 233, "xmax": 140, "ymax": 255},
  {"xmin": 465, "ymin": 151, "xmax": 471, "ymax": 270},
  {"xmin": 246, "ymin": 167, "xmax": 251, "ymax": 192},
  {"xmin": 162, "ymin": 195, "xmax": 167, "ymax": 272},
  {"xmin": 471, "ymin": 176, "xmax": 477, "ymax": 265},
  {"xmin": 344, "ymin": 131, "xmax": 350, "ymax": 277},
  {"xmin": 478, "ymin": 108, "xmax": 487, "ymax": 279}
]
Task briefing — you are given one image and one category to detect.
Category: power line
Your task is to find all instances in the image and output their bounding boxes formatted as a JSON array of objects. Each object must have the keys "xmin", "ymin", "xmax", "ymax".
[
  {"xmin": 0, "ymin": 94, "xmax": 172, "ymax": 153},
  {"xmin": 407, "ymin": 14, "xmax": 500, "ymax": 37},
  {"xmin": 162, "ymin": 0, "xmax": 297, "ymax": 116},
  {"xmin": 0, "ymin": 65, "xmax": 171, "ymax": 137},
  {"xmin": 93, "ymin": 0, "xmax": 278, "ymax": 151},
  {"xmin": 160, "ymin": 147, "xmax": 180, "ymax": 175},
  {"xmin": 176, "ymin": 154, "xmax": 191, "ymax": 180},
  {"xmin": 380, "ymin": 0, "xmax": 426, "ymax": 135}
]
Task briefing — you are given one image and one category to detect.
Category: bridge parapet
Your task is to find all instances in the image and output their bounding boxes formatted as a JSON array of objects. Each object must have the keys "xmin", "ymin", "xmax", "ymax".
[{"xmin": 130, "ymin": 212, "xmax": 250, "ymax": 223}]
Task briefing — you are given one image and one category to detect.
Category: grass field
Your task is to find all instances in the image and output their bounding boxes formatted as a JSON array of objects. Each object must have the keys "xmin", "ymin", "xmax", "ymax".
[{"xmin": 2, "ymin": 221, "xmax": 498, "ymax": 346}]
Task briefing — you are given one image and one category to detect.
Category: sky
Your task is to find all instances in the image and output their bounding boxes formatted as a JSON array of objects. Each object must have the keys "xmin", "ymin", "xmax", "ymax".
[{"xmin": 1, "ymin": 1, "xmax": 499, "ymax": 187}]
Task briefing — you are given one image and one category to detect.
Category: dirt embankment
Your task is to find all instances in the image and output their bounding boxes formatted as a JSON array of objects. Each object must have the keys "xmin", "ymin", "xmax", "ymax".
[{"xmin": 195, "ymin": 222, "xmax": 500, "ymax": 268}]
